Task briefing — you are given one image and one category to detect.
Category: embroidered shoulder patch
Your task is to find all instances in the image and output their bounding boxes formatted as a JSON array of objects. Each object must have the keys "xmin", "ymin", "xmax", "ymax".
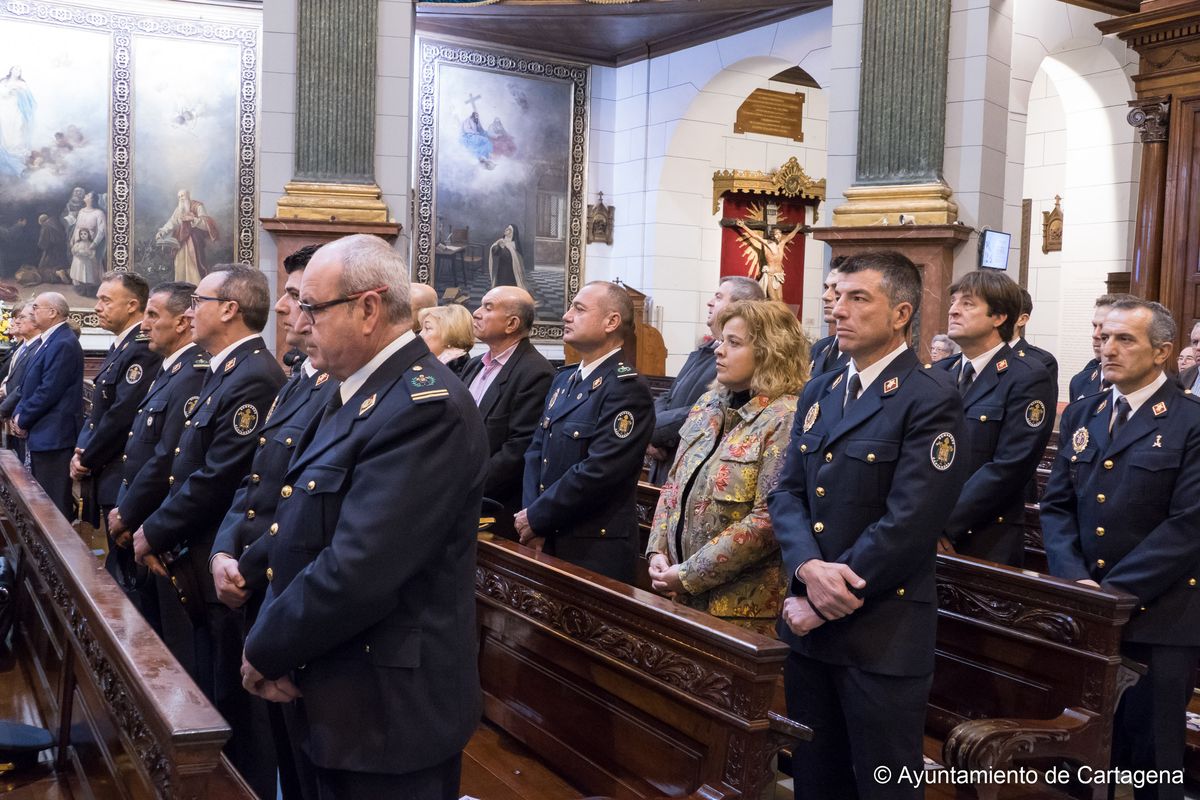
[
  {"xmin": 613, "ymin": 410, "xmax": 635, "ymax": 439},
  {"xmin": 233, "ymin": 404, "xmax": 259, "ymax": 436},
  {"xmin": 931, "ymin": 432, "xmax": 956, "ymax": 471},
  {"xmin": 1025, "ymin": 400, "xmax": 1046, "ymax": 428},
  {"xmin": 125, "ymin": 364, "xmax": 143, "ymax": 384}
]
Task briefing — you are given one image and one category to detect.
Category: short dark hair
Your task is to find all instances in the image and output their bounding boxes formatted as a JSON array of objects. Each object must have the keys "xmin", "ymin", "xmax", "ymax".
[
  {"xmin": 284, "ymin": 243, "xmax": 321, "ymax": 275},
  {"xmin": 150, "ymin": 281, "xmax": 196, "ymax": 316},
  {"xmin": 948, "ymin": 270, "xmax": 1022, "ymax": 342},
  {"xmin": 1096, "ymin": 293, "xmax": 1133, "ymax": 309},
  {"xmin": 101, "ymin": 270, "xmax": 150, "ymax": 311},
  {"xmin": 1020, "ymin": 288, "xmax": 1033, "ymax": 317},
  {"xmin": 1109, "ymin": 297, "xmax": 1176, "ymax": 349},
  {"xmin": 838, "ymin": 250, "xmax": 922, "ymax": 324},
  {"xmin": 829, "ymin": 255, "xmax": 847, "ymax": 271},
  {"xmin": 721, "ymin": 275, "xmax": 766, "ymax": 302},
  {"xmin": 210, "ymin": 264, "xmax": 271, "ymax": 332},
  {"xmin": 585, "ymin": 281, "xmax": 635, "ymax": 343}
]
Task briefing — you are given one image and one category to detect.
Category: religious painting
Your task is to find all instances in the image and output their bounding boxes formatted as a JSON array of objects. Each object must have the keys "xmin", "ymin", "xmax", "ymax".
[
  {"xmin": 720, "ymin": 196, "xmax": 808, "ymax": 306},
  {"xmin": 0, "ymin": 0, "xmax": 258, "ymax": 321},
  {"xmin": 415, "ymin": 39, "xmax": 588, "ymax": 340},
  {"xmin": 0, "ymin": 20, "xmax": 110, "ymax": 307},
  {"xmin": 132, "ymin": 36, "xmax": 241, "ymax": 287}
]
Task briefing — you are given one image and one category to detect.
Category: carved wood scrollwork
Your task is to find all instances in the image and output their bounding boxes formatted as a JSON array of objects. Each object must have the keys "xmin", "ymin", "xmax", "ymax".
[
  {"xmin": 1127, "ymin": 98, "xmax": 1170, "ymax": 144},
  {"xmin": 476, "ymin": 565, "xmax": 747, "ymax": 714},
  {"xmin": 0, "ymin": 485, "xmax": 175, "ymax": 797},
  {"xmin": 943, "ymin": 717, "xmax": 1074, "ymax": 771},
  {"xmin": 936, "ymin": 582, "xmax": 1082, "ymax": 645}
]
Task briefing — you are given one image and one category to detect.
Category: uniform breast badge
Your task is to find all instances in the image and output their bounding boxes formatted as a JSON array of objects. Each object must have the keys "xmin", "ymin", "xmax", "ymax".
[
  {"xmin": 1071, "ymin": 427, "xmax": 1089, "ymax": 453},
  {"xmin": 184, "ymin": 396, "xmax": 200, "ymax": 417},
  {"xmin": 548, "ymin": 388, "xmax": 560, "ymax": 409},
  {"xmin": 1153, "ymin": 434, "xmax": 1164, "ymax": 448},
  {"xmin": 233, "ymin": 404, "xmax": 260, "ymax": 436},
  {"xmin": 125, "ymin": 364, "xmax": 143, "ymax": 384},
  {"xmin": 802, "ymin": 402, "xmax": 820, "ymax": 433},
  {"xmin": 1025, "ymin": 400, "xmax": 1046, "ymax": 428},
  {"xmin": 613, "ymin": 410, "xmax": 635, "ymax": 439},
  {"xmin": 930, "ymin": 432, "xmax": 957, "ymax": 471}
]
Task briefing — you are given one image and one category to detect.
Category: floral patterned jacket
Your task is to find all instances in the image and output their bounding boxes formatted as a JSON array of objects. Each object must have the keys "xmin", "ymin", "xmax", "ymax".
[{"xmin": 647, "ymin": 389, "xmax": 797, "ymax": 630}]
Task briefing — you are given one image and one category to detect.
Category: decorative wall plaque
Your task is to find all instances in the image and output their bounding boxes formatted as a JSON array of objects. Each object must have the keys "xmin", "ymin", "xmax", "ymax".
[
  {"xmin": 733, "ymin": 88, "xmax": 804, "ymax": 142},
  {"xmin": 586, "ymin": 191, "xmax": 613, "ymax": 245},
  {"xmin": 1041, "ymin": 195, "xmax": 1063, "ymax": 254}
]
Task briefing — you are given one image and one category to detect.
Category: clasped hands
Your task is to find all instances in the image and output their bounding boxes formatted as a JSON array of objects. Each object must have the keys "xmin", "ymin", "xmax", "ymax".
[
  {"xmin": 647, "ymin": 554, "xmax": 684, "ymax": 595},
  {"xmin": 513, "ymin": 508, "xmax": 545, "ymax": 552},
  {"xmin": 240, "ymin": 651, "xmax": 302, "ymax": 704},
  {"xmin": 782, "ymin": 560, "xmax": 866, "ymax": 637}
]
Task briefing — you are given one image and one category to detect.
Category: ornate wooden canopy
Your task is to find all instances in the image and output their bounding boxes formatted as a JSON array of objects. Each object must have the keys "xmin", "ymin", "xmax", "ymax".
[{"xmin": 712, "ymin": 156, "xmax": 826, "ymax": 215}]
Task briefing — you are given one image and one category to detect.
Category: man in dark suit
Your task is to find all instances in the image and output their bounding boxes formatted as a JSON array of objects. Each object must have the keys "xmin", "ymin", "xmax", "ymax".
[
  {"xmin": 518, "ymin": 281, "xmax": 655, "ymax": 583},
  {"xmin": 1180, "ymin": 320, "xmax": 1200, "ymax": 394},
  {"xmin": 1012, "ymin": 287, "xmax": 1059, "ymax": 389},
  {"xmin": 1042, "ymin": 298, "xmax": 1200, "ymax": 800},
  {"xmin": 937, "ymin": 271, "xmax": 1056, "ymax": 567},
  {"xmin": 460, "ymin": 285, "xmax": 553, "ymax": 538},
  {"xmin": 768, "ymin": 251, "xmax": 967, "ymax": 800},
  {"xmin": 1069, "ymin": 293, "xmax": 1130, "ymax": 401},
  {"xmin": 131, "ymin": 265, "xmax": 285, "ymax": 800},
  {"xmin": 242, "ymin": 234, "xmax": 486, "ymax": 800},
  {"xmin": 72, "ymin": 272, "xmax": 161, "ymax": 580},
  {"xmin": 210, "ymin": 244, "xmax": 334, "ymax": 800},
  {"xmin": 0, "ymin": 303, "xmax": 41, "ymax": 462},
  {"xmin": 108, "ymin": 281, "xmax": 205, "ymax": 629},
  {"xmin": 13, "ymin": 292, "xmax": 83, "ymax": 518},
  {"xmin": 645, "ymin": 275, "xmax": 763, "ymax": 485},
  {"xmin": 809, "ymin": 258, "xmax": 850, "ymax": 377}
]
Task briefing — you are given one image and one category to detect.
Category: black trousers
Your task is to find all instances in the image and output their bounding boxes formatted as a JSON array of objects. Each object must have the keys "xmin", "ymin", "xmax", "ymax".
[
  {"xmin": 312, "ymin": 752, "xmax": 462, "ymax": 800},
  {"xmin": 29, "ymin": 447, "xmax": 73, "ymax": 520},
  {"xmin": 784, "ymin": 650, "xmax": 932, "ymax": 800},
  {"xmin": 1113, "ymin": 642, "xmax": 1199, "ymax": 800}
]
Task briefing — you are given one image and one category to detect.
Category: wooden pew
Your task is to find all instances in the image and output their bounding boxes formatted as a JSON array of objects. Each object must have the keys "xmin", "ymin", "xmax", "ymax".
[
  {"xmin": 931, "ymin": 554, "xmax": 1139, "ymax": 798},
  {"xmin": 475, "ymin": 537, "xmax": 810, "ymax": 800},
  {"xmin": 0, "ymin": 451, "xmax": 253, "ymax": 799}
]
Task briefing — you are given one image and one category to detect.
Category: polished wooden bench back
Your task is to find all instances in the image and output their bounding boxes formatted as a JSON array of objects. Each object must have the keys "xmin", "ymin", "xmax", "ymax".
[
  {"xmin": 0, "ymin": 451, "xmax": 242, "ymax": 799},
  {"xmin": 932, "ymin": 554, "xmax": 1138, "ymax": 799},
  {"xmin": 476, "ymin": 538, "xmax": 810, "ymax": 800}
]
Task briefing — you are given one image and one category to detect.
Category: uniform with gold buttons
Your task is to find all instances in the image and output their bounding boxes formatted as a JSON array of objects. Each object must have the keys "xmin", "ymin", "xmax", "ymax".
[
  {"xmin": 210, "ymin": 363, "xmax": 337, "ymax": 607},
  {"xmin": 522, "ymin": 354, "xmax": 654, "ymax": 583},
  {"xmin": 936, "ymin": 343, "xmax": 1056, "ymax": 566}
]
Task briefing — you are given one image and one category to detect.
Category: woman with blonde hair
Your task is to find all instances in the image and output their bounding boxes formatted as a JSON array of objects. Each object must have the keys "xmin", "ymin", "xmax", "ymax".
[
  {"xmin": 418, "ymin": 303, "xmax": 475, "ymax": 377},
  {"xmin": 647, "ymin": 300, "xmax": 809, "ymax": 633}
]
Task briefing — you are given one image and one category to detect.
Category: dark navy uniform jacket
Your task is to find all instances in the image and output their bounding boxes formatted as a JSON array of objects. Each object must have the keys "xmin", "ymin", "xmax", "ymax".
[
  {"xmin": 116, "ymin": 345, "xmax": 208, "ymax": 532},
  {"xmin": 142, "ymin": 337, "xmax": 284, "ymax": 601},
  {"xmin": 809, "ymin": 333, "xmax": 849, "ymax": 377},
  {"xmin": 768, "ymin": 348, "xmax": 967, "ymax": 677},
  {"xmin": 245, "ymin": 336, "xmax": 486, "ymax": 775},
  {"xmin": 1068, "ymin": 357, "xmax": 1103, "ymax": 401},
  {"xmin": 523, "ymin": 351, "xmax": 654, "ymax": 583},
  {"xmin": 78, "ymin": 329, "xmax": 161, "ymax": 511},
  {"xmin": 15, "ymin": 323, "xmax": 83, "ymax": 452},
  {"xmin": 937, "ymin": 345, "xmax": 1056, "ymax": 566},
  {"xmin": 1042, "ymin": 380, "xmax": 1200, "ymax": 645},
  {"xmin": 1014, "ymin": 336, "xmax": 1059, "ymax": 389},
  {"xmin": 211, "ymin": 366, "xmax": 337, "ymax": 593}
]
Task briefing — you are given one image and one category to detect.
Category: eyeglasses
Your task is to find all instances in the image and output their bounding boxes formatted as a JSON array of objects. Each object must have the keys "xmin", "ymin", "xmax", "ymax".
[
  {"xmin": 298, "ymin": 286, "xmax": 389, "ymax": 324},
  {"xmin": 190, "ymin": 294, "xmax": 232, "ymax": 309}
]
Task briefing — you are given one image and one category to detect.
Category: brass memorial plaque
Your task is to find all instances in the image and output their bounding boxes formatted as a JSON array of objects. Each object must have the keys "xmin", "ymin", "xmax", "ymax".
[{"xmin": 734, "ymin": 89, "xmax": 804, "ymax": 142}]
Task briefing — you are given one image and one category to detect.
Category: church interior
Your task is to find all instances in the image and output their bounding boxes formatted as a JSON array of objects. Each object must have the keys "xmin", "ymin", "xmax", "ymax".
[{"xmin": 1, "ymin": 0, "xmax": 1199, "ymax": 797}]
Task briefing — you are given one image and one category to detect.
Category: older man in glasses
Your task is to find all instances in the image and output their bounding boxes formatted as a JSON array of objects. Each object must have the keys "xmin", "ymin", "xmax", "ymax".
[{"xmin": 131, "ymin": 265, "xmax": 285, "ymax": 798}]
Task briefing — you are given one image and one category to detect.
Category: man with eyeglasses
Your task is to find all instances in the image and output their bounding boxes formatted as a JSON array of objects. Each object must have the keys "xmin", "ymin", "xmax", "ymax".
[
  {"xmin": 13, "ymin": 292, "xmax": 83, "ymax": 519},
  {"xmin": 0, "ymin": 303, "xmax": 41, "ymax": 463},
  {"xmin": 131, "ymin": 265, "xmax": 284, "ymax": 796},
  {"xmin": 242, "ymin": 234, "xmax": 486, "ymax": 799}
]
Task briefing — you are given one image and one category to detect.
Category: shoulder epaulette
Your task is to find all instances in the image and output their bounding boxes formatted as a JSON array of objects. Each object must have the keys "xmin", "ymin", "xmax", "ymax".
[
  {"xmin": 557, "ymin": 363, "xmax": 575, "ymax": 372},
  {"xmin": 616, "ymin": 362, "xmax": 638, "ymax": 380},
  {"xmin": 134, "ymin": 331, "xmax": 151, "ymax": 342},
  {"xmin": 405, "ymin": 365, "xmax": 449, "ymax": 404},
  {"xmin": 193, "ymin": 357, "xmax": 210, "ymax": 370}
]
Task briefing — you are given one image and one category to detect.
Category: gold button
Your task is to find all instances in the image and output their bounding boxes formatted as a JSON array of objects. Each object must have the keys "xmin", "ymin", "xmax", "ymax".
[
  {"xmin": 281, "ymin": 485, "xmax": 293, "ymax": 498},
  {"xmin": 979, "ymin": 415, "xmax": 988, "ymax": 422},
  {"xmin": 128, "ymin": 431, "xmax": 133, "ymax": 438},
  {"xmin": 307, "ymin": 480, "xmax": 316, "ymax": 491},
  {"xmin": 1140, "ymin": 606, "xmax": 1147, "ymax": 611},
  {"xmin": 246, "ymin": 509, "xmax": 255, "ymax": 520},
  {"xmin": 825, "ymin": 452, "xmax": 833, "ymax": 463},
  {"xmin": 572, "ymin": 431, "xmax": 579, "ymax": 439},
  {"xmin": 1097, "ymin": 494, "xmax": 1106, "ymax": 503},
  {"xmin": 174, "ymin": 447, "xmax": 180, "ymax": 455},
  {"xmin": 266, "ymin": 567, "xmax": 274, "ymax": 582},
  {"xmin": 996, "ymin": 516, "xmax": 1004, "ymax": 523},
  {"xmin": 1103, "ymin": 459, "xmax": 1113, "ymax": 470},
  {"xmin": 539, "ymin": 484, "xmax": 544, "ymax": 491},
  {"xmin": 896, "ymin": 588, "xmax": 906, "ymax": 597},
  {"xmin": 600, "ymin": 528, "xmax": 607, "ymax": 536},
  {"xmin": 1071, "ymin": 455, "xmax": 1078, "ymax": 462},
  {"xmin": 815, "ymin": 487, "xmax": 825, "ymax": 497},
  {"xmin": 1190, "ymin": 578, "xmax": 1197, "ymax": 587},
  {"xmin": 251, "ymin": 474, "xmax": 260, "ymax": 484},
  {"xmin": 122, "ymin": 479, "xmax": 128, "ymax": 486},
  {"xmin": 259, "ymin": 437, "xmax": 266, "ymax": 446},
  {"xmin": 866, "ymin": 453, "xmax": 876, "ymax": 463},
  {"xmin": 269, "ymin": 523, "xmax": 278, "ymax": 535},
  {"xmin": 168, "ymin": 476, "xmax": 174, "ymax": 485},
  {"xmin": 184, "ymin": 420, "xmax": 191, "ymax": 427},
  {"xmin": 285, "ymin": 437, "xmax": 293, "ymax": 446},
  {"xmin": 1096, "ymin": 559, "xmax": 1106, "ymax": 569},
  {"xmin": 121, "ymin": 454, "xmax": 127, "ymax": 462},
  {"xmin": 800, "ymin": 444, "xmax": 808, "ymax": 453},
  {"xmin": 1096, "ymin": 527, "xmax": 1105, "ymax": 536},
  {"xmin": 813, "ymin": 522, "xmax": 824, "ymax": 533}
]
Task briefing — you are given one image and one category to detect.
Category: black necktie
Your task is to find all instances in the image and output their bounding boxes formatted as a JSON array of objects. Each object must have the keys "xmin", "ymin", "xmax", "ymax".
[
  {"xmin": 320, "ymin": 391, "xmax": 344, "ymax": 427},
  {"xmin": 1111, "ymin": 396, "xmax": 1130, "ymax": 436},
  {"xmin": 958, "ymin": 362, "xmax": 975, "ymax": 396},
  {"xmin": 844, "ymin": 374, "xmax": 862, "ymax": 411}
]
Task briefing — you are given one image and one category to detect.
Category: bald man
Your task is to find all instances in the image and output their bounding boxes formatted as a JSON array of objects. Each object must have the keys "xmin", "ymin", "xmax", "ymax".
[
  {"xmin": 410, "ymin": 282, "xmax": 438, "ymax": 334},
  {"xmin": 461, "ymin": 286, "xmax": 554, "ymax": 539}
]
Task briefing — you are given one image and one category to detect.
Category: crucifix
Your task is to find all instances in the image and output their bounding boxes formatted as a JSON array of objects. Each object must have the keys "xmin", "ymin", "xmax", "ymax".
[{"xmin": 465, "ymin": 92, "xmax": 482, "ymax": 114}]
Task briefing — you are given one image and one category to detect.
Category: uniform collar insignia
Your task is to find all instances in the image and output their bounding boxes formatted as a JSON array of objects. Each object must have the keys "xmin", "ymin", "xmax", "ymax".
[
  {"xmin": 882, "ymin": 376, "xmax": 899, "ymax": 394},
  {"xmin": 359, "ymin": 393, "xmax": 376, "ymax": 415},
  {"xmin": 592, "ymin": 376, "xmax": 603, "ymax": 390},
  {"xmin": 315, "ymin": 372, "xmax": 329, "ymax": 386},
  {"xmin": 171, "ymin": 361, "xmax": 181, "ymax": 374},
  {"xmin": 1017, "ymin": 349, "xmax": 1026, "ymax": 357},
  {"xmin": 1090, "ymin": 369, "xmax": 1098, "ymax": 381},
  {"xmin": 996, "ymin": 359, "xmax": 1008, "ymax": 373},
  {"xmin": 224, "ymin": 357, "xmax": 236, "ymax": 373},
  {"xmin": 1153, "ymin": 401, "xmax": 1167, "ymax": 416},
  {"xmin": 829, "ymin": 372, "xmax": 844, "ymax": 391},
  {"xmin": 1094, "ymin": 398, "xmax": 1108, "ymax": 415}
]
